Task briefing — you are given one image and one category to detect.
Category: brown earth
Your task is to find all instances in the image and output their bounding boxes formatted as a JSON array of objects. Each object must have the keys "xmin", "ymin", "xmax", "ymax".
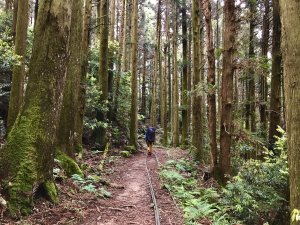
[{"xmin": 0, "ymin": 146, "xmax": 185, "ymax": 225}]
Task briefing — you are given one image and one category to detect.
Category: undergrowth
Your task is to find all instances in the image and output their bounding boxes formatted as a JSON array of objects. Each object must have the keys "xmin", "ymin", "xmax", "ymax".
[
  {"xmin": 159, "ymin": 159, "xmax": 239, "ymax": 225},
  {"xmin": 159, "ymin": 127, "xmax": 289, "ymax": 225}
]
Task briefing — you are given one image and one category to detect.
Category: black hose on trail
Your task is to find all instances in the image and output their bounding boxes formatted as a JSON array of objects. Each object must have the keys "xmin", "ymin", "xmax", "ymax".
[{"xmin": 145, "ymin": 151, "xmax": 161, "ymax": 225}]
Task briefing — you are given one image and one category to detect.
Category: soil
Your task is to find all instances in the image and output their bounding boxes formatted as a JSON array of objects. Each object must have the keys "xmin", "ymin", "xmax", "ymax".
[{"xmin": 0, "ymin": 146, "xmax": 185, "ymax": 225}]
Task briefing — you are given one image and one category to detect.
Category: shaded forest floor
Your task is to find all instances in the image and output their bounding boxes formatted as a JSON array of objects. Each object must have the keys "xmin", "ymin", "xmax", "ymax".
[{"xmin": 0, "ymin": 145, "xmax": 187, "ymax": 225}]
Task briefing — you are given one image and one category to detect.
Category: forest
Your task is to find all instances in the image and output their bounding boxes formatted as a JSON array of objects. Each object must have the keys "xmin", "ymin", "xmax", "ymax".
[{"xmin": 0, "ymin": 0, "xmax": 299, "ymax": 224}]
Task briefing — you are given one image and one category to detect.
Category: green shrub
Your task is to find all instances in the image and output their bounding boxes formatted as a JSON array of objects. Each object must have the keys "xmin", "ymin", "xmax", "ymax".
[
  {"xmin": 222, "ymin": 127, "xmax": 289, "ymax": 224},
  {"xmin": 159, "ymin": 160, "xmax": 239, "ymax": 225}
]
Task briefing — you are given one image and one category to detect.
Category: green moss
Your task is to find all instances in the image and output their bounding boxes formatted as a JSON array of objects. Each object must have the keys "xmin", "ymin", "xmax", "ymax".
[
  {"xmin": 74, "ymin": 144, "xmax": 83, "ymax": 154},
  {"xmin": 124, "ymin": 145, "xmax": 137, "ymax": 154},
  {"xmin": 120, "ymin": 151, "xmax": 131, "ymax": 158},
  {"xmin": 0, "ymin": 102, "xmax": 43, "ymax": 216},
  {"xmin": 43, "ymin": 180, "xmax": 58, "ymax": 204},
  {"xmin": 56, "ymin": 151, "xmax": 83, "ymax": 177}
]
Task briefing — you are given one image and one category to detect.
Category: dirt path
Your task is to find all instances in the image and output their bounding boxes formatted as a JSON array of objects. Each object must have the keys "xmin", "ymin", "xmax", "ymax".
[{"xmin": 80, "ymin": 148, "xmax": 184, "ymax": 225}]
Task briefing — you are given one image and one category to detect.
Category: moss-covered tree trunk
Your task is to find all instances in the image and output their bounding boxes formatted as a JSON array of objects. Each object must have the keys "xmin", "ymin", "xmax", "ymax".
[
  {"xmin": 129, "ymin": 0, "xmax": 138, "ymax": 149},
  {"xmin": 57, "ymin": 0, "xmax": 84, "ymax": 158},
  {"xmin": 74, "ymin": 0, "xmax": 91, "ymax": 151},
  {"xmin": 279, "ymin": 2, "xmax": 300, "ymax": 224},
  {"xmin": 7, "ymin": 0, "xmax": 29, "ymax": 132},
  {"xmin": 219, "ymin": 0, "xmax": 236, "ymax": 183},
  {"xmin": 95, "ymin": 0, "xmax": 109, "ymax": 147},
  {"xmin": 0, "ymin": 0, "xmax": 72, "ymax": 216},
  {"xmin": 203, "ymin": 0, "xmax": 217, "ymax": 174},
  {"xmin": 268, "ymin": 0, "xmax": 282, "ymax": 148},
  {"xmin": 192, "ymin": 0, "xmax": 203, "ymax": 159}
]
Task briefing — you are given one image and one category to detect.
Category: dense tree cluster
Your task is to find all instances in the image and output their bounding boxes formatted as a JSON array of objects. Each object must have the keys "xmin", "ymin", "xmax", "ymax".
[{"xmin": 0, "ymin": 0, "xmax": 299, "ymax": 224}]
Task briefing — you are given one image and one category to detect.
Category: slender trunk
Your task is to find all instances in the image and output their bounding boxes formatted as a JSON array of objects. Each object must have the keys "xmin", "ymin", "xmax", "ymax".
[
  {"xmin": 7, "ymin": 0, "xmax": 29, "ymax": 132},
  {"xmin": 192, "ymin": 0, "xmax": 203, "ymax": 159},
  {"xmin": 203, "ymin": 0, "xmax": 217, "ymax": 173},
  {"xmin": 34, "ymin": 0, "xmax": 39, "ymax": 28},
  {"xmin": 219, "ymin": 0, "xmax": 236, "ymax": 183},
  {"xmin": 96, "ymin": 0, "xmax": 109, "ymax": 146},
  {"xmin": 129, "ymin": 0, "xmax": 138, "ymax": 149},
  {"xmin": 114, "ymin": 0, "xmax": 126, "ymax": 115},
  {"xmin": 259, "ymin": 0, "xmax": 269, "ymax": 136},
  {"xmin": 268, "ymin": 0, "xmax": 282, "ymax": 148},
  {"xmin": 162, "ymin": 0, "xmax": 170, "ymax": 146},
  {"xmin": 141, "ymin": 44, "xmax": 147, "ymax": 117},
  {"xmin": 172, "ymin": 1, "xmax": 179, "ymax": 147},
  {"xmin": 75, "ymin": 0, "xmax": 92, "ymax": 151},
  {"xmin": 12, "ymin": 0, "xmax": 18, "ymax": 43},
  {"xmin": 121, "ymin": 0, "xmax": 128, "ymax": 72},
  {"xmin": 108, "ymin": 0, "xmax": 116, "ymax": 119},
  {"xmin": 181, "ymin": 0, "xmax": 188, "ymax": 148},
  {"xmin": 248, "ymin": 0, "xmax": 256, "ymax": 132}
]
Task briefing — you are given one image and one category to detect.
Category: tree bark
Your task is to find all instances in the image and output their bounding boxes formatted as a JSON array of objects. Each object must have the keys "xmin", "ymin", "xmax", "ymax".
[
  {"xmin": 7, "ymin": 0, "xmax": 29, "ymax": 132},
  {"xmin": 0, "ymin": 0, "xmax": 73, "ymax": 215},
  {"xmin": 95, "ymin": 0, "xmax": 109, "ymax": 146},
  {"xmin": 75, "ymin": 0, "xmax": 92, "ymax": 152},
  {"xmin": 172, "ymin": 1, "xmax": 179, "ymax": 147},
  {"xmin": 192, "ymin": 0, "xmax": 203, "ymax": 159},
  {"xmin": 181, "ymin": 0, "xmax": 188, "ymax": 148},
  {"xmin": 268, "ymin": 0, "xmax": 282, "ymax": 148},
  {"xmin": 219, "ymin": 0, "xmax": 236, "ymax": 183},
  {"xmin": 203, "ymin": 0, "xmax": 217, "ymax": 174},
  {"xmin": 129, "ymin": 0, "xmax": 138, "ymax": 149},
  {"xmin": 259, "ymin": 0, "xmax": 269, "ymax": 136},
  {"xmin": 57, "ymin": 0, "xmax": 84, "ymax": 157},
  {"xmin": 279, "ymin": 1, "xmax": 300, "ymax": 224}
]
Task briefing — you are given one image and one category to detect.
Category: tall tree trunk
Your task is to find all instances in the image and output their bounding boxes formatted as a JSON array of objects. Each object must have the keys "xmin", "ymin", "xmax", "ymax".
[
  {"xmin": 150, "ymin": 53, "xmax": 157, "ymax": 126},
  {"xmin": 129, "ymin": 0, "xmax": 138, "ymax": 149},
  {"xmin": 75, "ymin": 0, "xmax": 92, "ymax": 152},
  {"xmin": 0, "ymin": 0, "xmax": 72, "ymax": 215},
  {"xmin": 268, "ymin": 0, "xmax": 282, "ymax": 148},
  {"xmin": 34, "ymin": 0, "xmax": 39, "ymax": 28},
  {"xmin": 181, "ymin": 0, "xmax": 188, "ymax": 148},
  {"xmin": 141, "ymin": 43, "xmax": 147, "ymax": 117},
  {"xmin": 150, "ymin": 0, "xmax": 162, "ymax": 127},
  {"xmin": 57, "ymin": 0, "xmax": 84, "ymax": 157},
  {"xmin": 108, "ymin": 0, "xmax": 115, "ymax": 119},
  {"xmin": 114, "ymin": 0, "xmax": 126, "ymax": 116},
  {"xmin": 219, "ymin": 0, "xmax": 236, "ymax": 183},
  {"xmin": 162, "ymin": 0, "xmax": 170, "ymax": 146},
  {"xmin": 172, "ymin": 1, "xmax": 179, "ymax": 147},
  {"xmin": 12, "ymin": 0, "xmax": 18, "ymax": 41},
  {"xmin": 248, "ymin": 0, "xmax": 256, "ymax": 132},
  {"xmin": 279, "ymin": 1, "xmax": 300, "ymax": 225},
  {"xmin": 121, "ymin": 0, "xmax": 128, "ymax": 72},
  {"xmin": 7, "ymin": 0, "xmax": 29, "ymax": 132},
  {"xmin": 96, "ymin": 0, "xmax": 109, "ymax": 146},
  {"xmin": 203, "ymin": 0, "xmax": 217, "ymax": 174},
  {"xmin": 192, "ymin": 0, "xmax": 203, "ymax": 159},
  {"xmin": 259, "ymin": 0, "xmax": 269, "ymax": 137}
]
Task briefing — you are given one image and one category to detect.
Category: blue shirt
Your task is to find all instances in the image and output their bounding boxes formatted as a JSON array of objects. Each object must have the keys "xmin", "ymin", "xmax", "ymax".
[{"xmin": 145, "ymin": 127, "xmax": 156, "ymax": 142}]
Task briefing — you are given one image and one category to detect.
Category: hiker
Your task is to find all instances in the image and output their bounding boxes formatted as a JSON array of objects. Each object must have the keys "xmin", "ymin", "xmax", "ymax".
[{"xmin": 145, "ymin": 127, "xmax": 156, "ymax": 155}]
